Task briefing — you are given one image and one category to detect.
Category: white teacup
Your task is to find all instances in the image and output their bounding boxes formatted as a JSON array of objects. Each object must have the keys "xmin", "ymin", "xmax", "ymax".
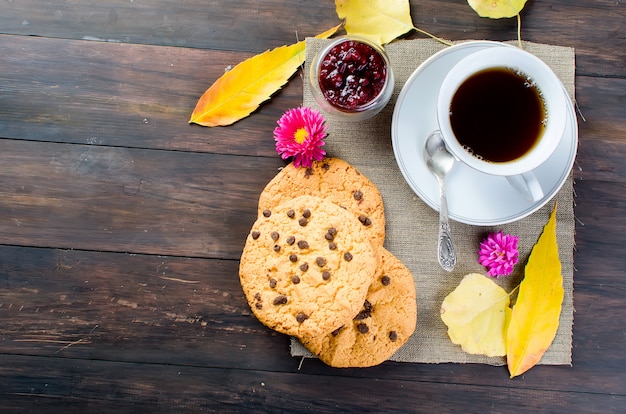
[{"xmin": 436, "ymin": 46, "xmax": 568, "ymax": 202}]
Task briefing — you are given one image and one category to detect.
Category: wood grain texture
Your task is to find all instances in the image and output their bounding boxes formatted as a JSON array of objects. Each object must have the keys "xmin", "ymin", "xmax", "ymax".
[
  {"xmin": 0, "ymin": 0, "xmax": 625, "ymax": 412},
  {"xmin": 0, "ymin": 139, "xmax": 282, "ymax": 257},
  {"xmin": 1, "ymin": 1, "xmax": 624, "ymax": 76}
]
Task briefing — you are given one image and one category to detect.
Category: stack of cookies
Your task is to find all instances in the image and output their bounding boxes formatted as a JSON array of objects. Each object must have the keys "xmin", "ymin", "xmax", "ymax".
[{"xmin": 239, "ymin": 158, "xmax": 417, "ymax": 367}]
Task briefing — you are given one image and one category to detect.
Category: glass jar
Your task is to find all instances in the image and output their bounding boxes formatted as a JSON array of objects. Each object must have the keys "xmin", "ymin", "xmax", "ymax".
[{"xmin": 309, "ymin": 36, "xmax": 394, "ymax": 122}]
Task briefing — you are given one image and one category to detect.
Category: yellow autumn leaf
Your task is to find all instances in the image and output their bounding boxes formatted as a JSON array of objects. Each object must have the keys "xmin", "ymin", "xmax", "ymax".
[
  {"xmin": 467, "ymin": 0, "xmax": 528, "ymax": 19},
  {"xmin": 507, "ymin": 203, "xmax": 564, "ymax": 378},
  {"xmin": 441, "ymin": 273, "xmax": 512, "ymax": 357},
  {"xmin": 190, "ymin": 24, "xmax": 341, "ymax": 127},
  {"xmin": 335, "ymin": 0, "xmax": 414, "ymax": 45}
]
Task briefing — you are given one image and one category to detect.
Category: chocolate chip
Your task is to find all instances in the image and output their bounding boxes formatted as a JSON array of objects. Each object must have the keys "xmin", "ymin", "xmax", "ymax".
[
  {"xmin": 255, "ymin": 303, "xmax": 263, "ymax": 309},
  {"xmin": 305, "ymin": 168, "xmax": 313, "ymax": 177},
  {"xmin": 251, "ymin": 230, "xmax": 261, "ymax": 240},
  {"xmin": 271, "ymin": 231, "xmax": 280, "ymax": 241},
  {"xmin": 381, "ymin": 275, "xmax": 391, "ymax": 286},
  {"xmin": 302, "ymin": 209, "xmax": 311, "ymax": 218},
  {"xmin": 322, "ymin": 162, "xmax": 330, "ymax": 170},
  {"xmin": 254, "ymin": 293, "xmax": 262, "ymax": 301},
  {"xmin": 343, "ymin": 252, "xmax": 353, "ymax": 262},
  {"xmin": 322, "ymin": 271, "xmax": 330, "ymax": 281},
  {"xmin": 298, "ymin": 218, "xmax": 308, "ymax": 227},
  {"xmin": 353, "ymin": 190, "xmax": 363, "ymax": 201},
  {"xmin": 357, "ymin": 323, "xmax": 369, "ymax": 334},
  {"xmin": 354, "ymin": 300, "xmax": 373, "ymax": 320},
  {"xmin": 331, "ymin": 326, "xmax": 344, "ymax": 336},
  {"xmin": 316, "ymin": 257, "xmax": 327, "ymax": 267},
  {"xmin": 358, "ymin": 215, "xmax": 372, "ymax": 226},
  {"xmin": 296, "ymin": 312, "xmax": 309, "ymax": 323},
  {"xmin": 389, "ymin": 331, "xmax": 398, "ymax": 342},
  {"xmin": 286, "ymin": 209, "xmax": 295, "ymax": 218},
  {"xmin": 289, "ymin": 254, "xmax": 298, "ymax": 262},
  {"xmin": 326, "ymin": 227, "xmax": 337, "ymax": 239},
  {"xmin": 299, "ymin": 263, "xmax": 309, "ymax": 272},
  {"xmin": 292, "ymin": 275, "xmax": 300, "ymax": 284},
  {"xmin": 286, "ymin": 236, "xmax": 296, "ymax": 245},
  {"xmin": 353, "ymin": 311, "xmax": 368, "ymax": 320},
  {"xmin": 273, "ymin": 295, "xmax": 288, "ymax": 305},
  {"xmin": 273, "ymin": 245, "xmax": 281, "ymax": 252},
  {"xmin": 328, "ymin": 242, "xmax": 337, "ymax": 250},
  {"xmin": 297, "ymin": 240, "xmax": 309, "ymax": 249},
  {"xmin": 263, "ymin": 209, "xmax": 271, "ymax": 217},
  {"xmin": 269, "ymin": 278, "xmax": 277, "ymax": 288}
]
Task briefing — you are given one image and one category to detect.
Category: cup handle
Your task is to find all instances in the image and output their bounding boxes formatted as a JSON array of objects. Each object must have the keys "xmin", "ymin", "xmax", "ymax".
[{"xmin": 506, "ymin": 172, "xmax": 544, "ymax": 202}]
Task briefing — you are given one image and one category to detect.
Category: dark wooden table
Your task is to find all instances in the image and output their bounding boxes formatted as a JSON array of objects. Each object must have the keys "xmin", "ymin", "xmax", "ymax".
[{"xmin": 1, "ymin": 1, "xmax": 624, "ymax": 412}]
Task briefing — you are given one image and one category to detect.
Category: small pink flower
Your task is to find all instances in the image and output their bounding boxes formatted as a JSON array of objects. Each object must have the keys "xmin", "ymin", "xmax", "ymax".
[
  {"xmin": 478, "ymin": 231, "xmax": 519, "ymax": 277},
  {"xmin": 274, "ymin": 107, "xmax": 327, "ymax": 168}
]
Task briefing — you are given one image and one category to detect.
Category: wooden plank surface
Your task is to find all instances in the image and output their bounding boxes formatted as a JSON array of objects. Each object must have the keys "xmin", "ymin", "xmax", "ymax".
[
  {"xmin": 0, "ymin": 245, "xmax": 624, "ymax": 396},
  {"xmin": 1, "ymin": 0, "xmax": 625, "ymax": 412},
  {"xmin": 0, "ymin": 139, "xmax": 281, "ymax": 257},
  {"xmin": 1, "ymin": 1, "xmax": 624, "ymax": 76}
]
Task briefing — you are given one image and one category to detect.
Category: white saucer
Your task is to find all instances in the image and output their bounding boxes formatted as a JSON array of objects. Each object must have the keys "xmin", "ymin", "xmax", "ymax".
[{"xmin": 391, "ymin": 41, "xmax": 578, "ymax": 226}]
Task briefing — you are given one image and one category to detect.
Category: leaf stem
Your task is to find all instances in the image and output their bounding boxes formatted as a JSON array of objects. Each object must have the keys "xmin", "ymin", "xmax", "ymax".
[
  {"xmin": 516, "ymin": 14, "xmax": 522, "ymax": 49},
  {"xmin": 413, "ymin": 26, "xmax": 453, "ymax": 47}
]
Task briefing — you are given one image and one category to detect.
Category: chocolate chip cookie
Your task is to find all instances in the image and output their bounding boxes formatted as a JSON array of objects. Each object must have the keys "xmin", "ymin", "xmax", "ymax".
[
  {"xmin": 300, "ymin": 247, "xmax": 417, "ymax": 367},
  {"xmin": 258, "ymin": 158, "xmax": 386, "ymax": 247},
  {"xmin": 239, "ymin": 195, "xmax": 378, "ymax": 338}
]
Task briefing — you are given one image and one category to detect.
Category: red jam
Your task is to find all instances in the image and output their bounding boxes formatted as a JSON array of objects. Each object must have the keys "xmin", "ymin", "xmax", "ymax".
[{"xmin": 317, "ymin": 40, "xmax": 388, "ymax": 111}]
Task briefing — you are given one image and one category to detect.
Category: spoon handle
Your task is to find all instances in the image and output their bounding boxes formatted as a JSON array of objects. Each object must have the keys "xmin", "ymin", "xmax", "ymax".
[{"xmin": 437, "ymin": 177, "xmax": 456, "ymax": 272}]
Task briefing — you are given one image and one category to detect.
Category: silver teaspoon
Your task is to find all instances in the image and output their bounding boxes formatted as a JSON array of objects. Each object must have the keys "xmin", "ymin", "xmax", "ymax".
[{"xmin": 424, "ymin": 131, "xmax": 457, "ymax": 272}]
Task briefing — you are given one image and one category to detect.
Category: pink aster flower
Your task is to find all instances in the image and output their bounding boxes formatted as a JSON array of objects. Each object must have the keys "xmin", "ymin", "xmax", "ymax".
[
  {"xmin": 478, "ymin": 231, "xmax": 519, "ymax": 277},
  {"xmin": 274, "ymin": 107, "xmax": 327, "ymax": 168}
]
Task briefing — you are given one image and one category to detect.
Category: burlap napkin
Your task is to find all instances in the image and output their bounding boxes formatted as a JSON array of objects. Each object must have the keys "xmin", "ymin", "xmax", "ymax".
[{"xmin": 291, "ymin": 38, "xmax": 575, "ymax": 365}]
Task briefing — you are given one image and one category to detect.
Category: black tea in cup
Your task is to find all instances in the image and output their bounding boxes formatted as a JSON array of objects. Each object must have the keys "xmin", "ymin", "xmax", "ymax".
[{"xmin": 449, "ymin": 67, "xmax": 547, "ymax": 163}]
